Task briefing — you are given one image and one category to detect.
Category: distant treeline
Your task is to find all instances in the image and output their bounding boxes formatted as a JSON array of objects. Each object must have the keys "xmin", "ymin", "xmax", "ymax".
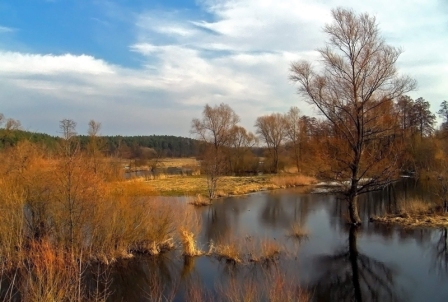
[
  {"xmin": 79, "ymin": 135, "xmax": 200, "ymax": 158},
  {"xmin": 0, "ymin": 129, "xmax": 60, "ymax": 150},
  {"xmin": 0, "ymin": 129, "xmax": 200, "ymax": 158}
]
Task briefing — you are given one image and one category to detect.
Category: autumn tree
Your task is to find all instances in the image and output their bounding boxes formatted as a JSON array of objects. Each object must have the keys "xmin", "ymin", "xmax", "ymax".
[
  {"xmin": 226, "ymin": 125, "xmax": 258, "ymax": 174},
  {"xmin": 438, "ymin": 100, "xmax": 448, "ymax": 132},
  {"xmin": 413, "ymin": 97, "xmax": 435, "ymax": 138},
  {"xmin": 87, "ymin": 120, "xmax": 107, "ymax": 174},
  {"xmin": 191, "ymin": 103, "xmax": 240, "ymax": 199},
  {"xmin": 55, "ymin": 119, "xmax": 103, "ymax": 254},
  {"xmin": 284, "ymin": 107, "xmax": 302, "ymax": 172},
  {"xmin": 255, "ymin": 113, "xmax": 287, "ymax": 173},
  {"xmin": 290, "ymin": 8, "xmax": 416, "ymax": 224}
]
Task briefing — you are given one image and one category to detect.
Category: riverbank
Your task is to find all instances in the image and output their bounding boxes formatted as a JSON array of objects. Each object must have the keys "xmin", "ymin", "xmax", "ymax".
[
  {"xmin": 370, "ymin": 197, "xmax": 448, "ymax": 228},
  {"xmin": 136, "ymin": 174, "xmax": 317, "ymax": 197},
  {"xmin": 370, "ymin": 213, "xmax": 448, "ymax": 228}
]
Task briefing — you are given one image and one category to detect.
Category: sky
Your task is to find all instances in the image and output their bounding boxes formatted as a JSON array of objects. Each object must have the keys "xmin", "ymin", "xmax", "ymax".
[{"xmin": 0, "ymin": 0, "xmax": 447, "ymax": 137}]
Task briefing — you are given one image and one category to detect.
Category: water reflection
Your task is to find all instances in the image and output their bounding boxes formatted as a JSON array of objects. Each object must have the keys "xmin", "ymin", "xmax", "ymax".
[
  {"xmin": 260, "ymin": 192, "xmax": 311, "ymax": 229},
  {"xmin": 109, "ymin": 253, "xmax": 181, "ymax": 301},
  {"xmin": 105, "ymin": 180, "xmax": 448, "ymax": 301},
  {"xmin": 311, "ymin": 227, "xmax": 403, "ymax": 302},
  {"xmin": 431, "ymin": 228, "xmax": 448, "ymax": 277}
]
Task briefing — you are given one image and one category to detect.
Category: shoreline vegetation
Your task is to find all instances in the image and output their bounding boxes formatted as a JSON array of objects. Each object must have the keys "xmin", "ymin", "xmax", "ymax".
[
  {"xmin": 370, "ymin": 198, "xmax": 448, "ymax": 228},
  {"xmin": 0, "ymin": 139, "xmax": 311, "ymax": 300},
  {"xmin": 134, "ymin": 173, "xmax": 318, "ymax": 198}
]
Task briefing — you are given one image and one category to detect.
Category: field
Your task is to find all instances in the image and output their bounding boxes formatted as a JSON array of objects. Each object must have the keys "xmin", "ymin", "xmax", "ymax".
[{"xmin": 128, "ymin": 157, "xmax": 317, "ymax": 197}]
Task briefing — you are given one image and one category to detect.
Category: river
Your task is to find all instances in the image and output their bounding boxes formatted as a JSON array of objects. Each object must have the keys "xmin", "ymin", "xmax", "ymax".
[{"xmin": 108, "ymin": 178, "xmax": 448, "ymax": 301}]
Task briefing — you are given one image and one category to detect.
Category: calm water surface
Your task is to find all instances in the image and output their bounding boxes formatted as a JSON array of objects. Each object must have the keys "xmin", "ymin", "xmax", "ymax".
[{"xmin": 110, "ymin": 179, "xmax": 448, "ymax": 301}]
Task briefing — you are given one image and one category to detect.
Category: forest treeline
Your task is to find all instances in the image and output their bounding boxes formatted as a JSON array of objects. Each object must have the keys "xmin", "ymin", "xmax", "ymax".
[
  {"xmin": 0, "ymin": 127, "xmax": 200, "ymax": 158},
  {"xmin": 1, "ymin": 93, "xmax": 446, "ymax": 179},
  {"xmin": 190, "ymin": 96, "xmax": 447, "ymax": 177}
]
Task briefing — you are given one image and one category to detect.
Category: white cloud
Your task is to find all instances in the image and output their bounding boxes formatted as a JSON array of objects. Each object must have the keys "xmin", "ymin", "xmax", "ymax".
[
  {"xmin": 0, "ymin": 26, "xmax": 15, "ymax": 33},
  {"xmin": 0, "ymin": 52, "xmax": 115, "ymax": 75},
  {"xmin": 1, "ymin": 0, "xmax": 447, "ymax": 135}
]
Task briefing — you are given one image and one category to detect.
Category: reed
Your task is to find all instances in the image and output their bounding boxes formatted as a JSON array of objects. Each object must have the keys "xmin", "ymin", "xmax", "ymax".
[
  {"xmin": 270, "ymin": 174, "xmax": 317, "ymax": 188},
  {"xmin": 189, "ymin": 194, "xmax": 211, "ymax": 206},
  {"xmin": 288, "ymin": 223, "xmax": 309, "ymax": 240}
]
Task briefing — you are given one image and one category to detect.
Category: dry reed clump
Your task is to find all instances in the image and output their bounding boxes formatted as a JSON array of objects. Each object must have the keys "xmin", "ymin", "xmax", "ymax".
[
  {"xmin": 248, "ymin": 239, "xmax": 283, "ymax": 263},
  {"xmin": 210, "ymin": 236, "xmax": 285, "ymax": 265},
  {"xmin": 288, "ymin": 223, "xmax": 310, "ymax": 240},
  {"xmin": 189, "ymin": 194, "xmax": 211, "ymax": 206},
  {"xmin": 177, "ymin": 204, "xmax": 203, "ymax": 256},
  {"xmin": 397, "ymin": 198, "xmax": 434, "ymax": 215},
  {"xmin": 179, "ymin": 230, "xmax": 202, "ymax": 256},
  {"xmin": 217, "ymin": 278, "xmax": 261, "ymax": 302},
  {"xmin": 270, "ymin": 174, "xmax": 317, "ymax": 188},
  {"xmin": 212, "ymin": 242, "xmax": 242, "ymax": 264},
  {"xmin": 19, "ymin": 240, "xmax": 83, "ymax": 302},
  {"xmin": 217, "ymin": 272, "xmax": 310, "ymax": 302},
  {"xmin": 370, "ymin": 198, "xmax": 448, "ymax": 228},
  {"xmin": 267, "ymin": 272, "xmax": 311, "ymax": 302}
]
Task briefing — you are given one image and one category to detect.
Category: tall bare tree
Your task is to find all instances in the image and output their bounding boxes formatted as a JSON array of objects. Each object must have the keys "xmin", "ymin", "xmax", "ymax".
[
  {"xmin": 227, "ymin": 125, "xmax": 257, "ymax": 174},
  {"xmin": 87, "ymin": 120, "xmax": 106, "ymax": 174},
  {"xmin": 438, "ymin": 100, "xmax": 448, "ymax": 132},
  {"xmin": 191, "ymin": 103, "xmax": 240, "ymax": 199},
  {"xmin": 255, "ymin": 113, "xmax": 287, "ymax": 173},
  {"xmin": 284, "ymin": 107, "xmax": 302, "ymax": 172},
  {"xmin": 290, "ymin": 8, "xmax": 416, "ymax": 224},
  {"xmin": 413, "ymin": 97, "xmax": 435, "ymax": 138}
]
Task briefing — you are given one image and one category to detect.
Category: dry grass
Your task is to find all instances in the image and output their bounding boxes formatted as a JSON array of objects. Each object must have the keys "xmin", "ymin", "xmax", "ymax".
[
  {"xmin": 270, "ymin": 174, "xmax": 317, "ymax": 188},
  {"xmin": 371, "ymin": 198, "xmax": 448, "ymax": 228},
  {"xmin": 218, "ymin": 278, "xmax": 261, "ymax": 302},
  {"xmin": 288, "ymin": 223, "xmax": 310, "ymax": 240},
  {"xmin": 189, "ymin": 194, "xmax": 211, "ymax": 206},
  {"xmin": 146, "ymin": 174, "xmax": 316, "ymax": 197},
  {"xmin": 210, "ymin": 237, "xmax": 285, "ymax": 265},
  {"xmin": 212, "ymin": 242, "xmax": 242, "ymax": 264},
  {"xmin": 159, "ymin": 157, "xmax": 199, "ymax": 168},
  {"xmin": 248, "ymin": 240, "xmax": 282, "ymax": 263},
  {"xmin": 179, "ymin": 230, "xmax": 202, "ymax": 256},
  {"xmin": 397, "ymin": 198, "xmax": 434, "ymax": 215},
  {"xmin": 217, "ymin": 272, "xmax": 310, "ymax": 302},
  {"xmin": 178, "ymin": 205, "xmax": 203, "ymax": 256},
  {"xmin": 267, "ymin": 273, "xmax": 311, "ymax": 302}
]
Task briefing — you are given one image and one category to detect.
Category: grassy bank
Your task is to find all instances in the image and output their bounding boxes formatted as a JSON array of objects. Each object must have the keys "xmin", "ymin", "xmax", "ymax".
[
  {"xmin": 370, "ymin": 198, "xmax": 448, "ymax": 228},
  {"xmin": 140, "ymin": 174, "xmax": 317, "ymax": 197}
]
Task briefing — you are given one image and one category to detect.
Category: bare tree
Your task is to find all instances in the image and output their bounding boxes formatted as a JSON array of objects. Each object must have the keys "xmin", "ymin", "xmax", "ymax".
[
  {"xmin": 284, "ymin": 107, "xmax": 302, "ymax": 172},
  {"xmin": 227, "ymin": 125, "xmax": 258, "ymax": 174},
  {"xmin": 4, "ymin": 118, "xmax": 21, "ymax": 131},
  {"xmin": 191, "ymin": 103, "xmax": 240, "ymax": 199},
  {"xmin": 255, "ymin": 113, "xmax": 287, "ymax": 173},
  {"xmin": 413, "ymin": 97, "xmax": 435, "ymax": 138},
  {"xmin": 87, "ymin": 120, "xmax": 106, "ymax": 174},
  {"xmin": 438, "ymin": 100, "xmax": 448, "ymax": 131},
  {"xmin": 290, "ymin": 8, "xmax": 416, "ymax": 224},
  {"xmin": 59, "ymin": 119, "xmax": 78, "ymax": 158}
]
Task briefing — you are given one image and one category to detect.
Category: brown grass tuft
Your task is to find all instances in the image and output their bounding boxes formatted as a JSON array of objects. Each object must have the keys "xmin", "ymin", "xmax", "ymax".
[
  {"xmin": 189, "ymin": 194, "xmax": 211, "ymax": 206},
  {"xmin": 180, "ymin": 230, "xmax": 202, "ymax": 256},
  {"xmin": 217, "ymin": 271, "xmax": 310, "ymax": 302},
  {"xmin": 288, "ymin": 223, "xmax": 310, "ymax": 240},
  {"xmin": 270, "ymin": 174, "xmax": 317, "ymax": 188},
  {"xmin": 397, "ymin": 198, "xmax": 434, "ymax": 215},
  {"xmin": 248, "ymin": 239, "xmax": 282, "ymax": 263},
  {"xmin": 212, "ymin": 242, "xmax": 242, "ymax": 264}
]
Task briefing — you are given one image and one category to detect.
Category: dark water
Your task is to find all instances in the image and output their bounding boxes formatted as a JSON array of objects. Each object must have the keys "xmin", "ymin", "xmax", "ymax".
[{"xmin": 109, "ymin": 179, "xmax": 448, "ymax": 301}]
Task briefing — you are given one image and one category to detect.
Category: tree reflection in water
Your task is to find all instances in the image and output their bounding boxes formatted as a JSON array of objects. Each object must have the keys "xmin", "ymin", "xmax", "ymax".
[
  {"xmin": 431, "ymin": 228, "xmax": 448, "ymax": 277},
  {"xmin": 311, "ymin": 227, "xmax": 403, "ymax": 302}
]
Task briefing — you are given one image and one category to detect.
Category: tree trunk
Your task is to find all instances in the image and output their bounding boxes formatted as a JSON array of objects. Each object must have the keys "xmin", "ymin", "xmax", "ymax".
[
  {"xmin": 348, "ymin": 195, "xmax": 362, "ymax": 225},
  {"xmin": 349, "ymin": 226, "xmax": 363, "ymax": 302}
]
